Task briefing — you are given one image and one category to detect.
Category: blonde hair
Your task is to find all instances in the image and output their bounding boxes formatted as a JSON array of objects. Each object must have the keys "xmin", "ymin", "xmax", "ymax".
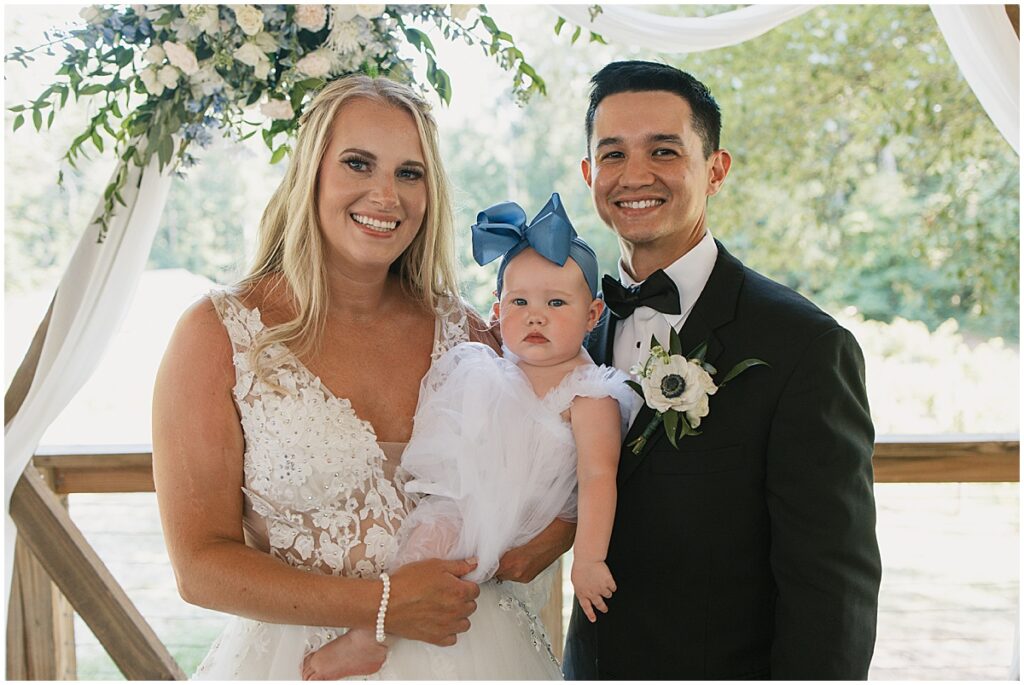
[{"xmin": 238, "ymin": 75, "xmax": 459, "ymax": 381}]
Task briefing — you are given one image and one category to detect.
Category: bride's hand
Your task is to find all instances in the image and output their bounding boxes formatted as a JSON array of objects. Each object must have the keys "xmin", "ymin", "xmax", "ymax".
[{"xmin": 386, "ymin": 558, "xmax": 481, "ymax": 646}]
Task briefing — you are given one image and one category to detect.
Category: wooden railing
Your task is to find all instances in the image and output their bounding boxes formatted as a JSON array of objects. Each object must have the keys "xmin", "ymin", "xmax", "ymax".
[{"xmin": 8, "ymin": 436, "xmax": 1019, "ymax": 680}]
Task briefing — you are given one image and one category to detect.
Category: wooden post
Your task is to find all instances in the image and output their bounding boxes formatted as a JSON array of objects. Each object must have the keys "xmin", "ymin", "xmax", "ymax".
[
  {"xmin": 1006, "ymin": 5, "xmax": 1020, "ymax": 38},
  {"xmin": 6, "ymin": 537, "xmax": 77, "ymax": 679},
  {"xmin": 6, "ymin": 468, "xmax": 77, "ymax": 680},
  {"xmin": 540, "ymin": 558, "xmax": 564, "ymax": 661},
  {"xmin": 9, "ymin": 467, "xmax": 185, "ymax": 680}
]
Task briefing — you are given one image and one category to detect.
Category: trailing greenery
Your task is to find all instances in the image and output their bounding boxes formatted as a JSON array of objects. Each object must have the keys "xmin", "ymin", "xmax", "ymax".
[{"xmin": 5, "ymin": 4, "xmax": 544, "ymax": 241}]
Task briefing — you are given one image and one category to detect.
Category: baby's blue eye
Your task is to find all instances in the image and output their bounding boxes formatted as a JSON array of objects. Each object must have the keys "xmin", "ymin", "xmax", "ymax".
[
  {"xmin": 548, "ymin": 299, "xmax": 566, "ymax": 307},
  {"xmin": 512, "ymin": 298, "xmax": 527, "ymax": 306}
]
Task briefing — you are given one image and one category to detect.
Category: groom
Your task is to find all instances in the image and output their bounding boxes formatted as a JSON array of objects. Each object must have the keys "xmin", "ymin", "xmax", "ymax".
[{"xmin": 562, "ymin": 61, "xmax": 882, "ymax": 679}]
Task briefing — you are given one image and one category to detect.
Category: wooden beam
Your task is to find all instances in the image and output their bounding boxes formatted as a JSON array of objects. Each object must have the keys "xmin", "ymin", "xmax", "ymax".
[
  {"xmin": 32, "ymin": 437, "xmax": 1021, "ymax": 496},
  {"xmin": 872, "ymin": 435, "xmax": 1018, "ymax": 483},
  {"xmin": 5, "ymin": 295, "xmax": 54, "ymax": 427},
  {"xmin": 9, "ymin": 466, "xmax": 186, "ymax": 680},
  {"xmin": 35, "ymin": 447, "xmax": 155, "ymax": 494},
  {"xmin": 1006, "ymin": 4, "xmax": 1020, "ymax": 38}
]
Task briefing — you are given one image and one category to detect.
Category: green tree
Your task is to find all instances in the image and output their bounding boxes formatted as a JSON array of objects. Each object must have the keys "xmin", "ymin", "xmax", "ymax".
[{"xmin": 443, "ymin": 5, "xmax": 1019, "ymax": 339}]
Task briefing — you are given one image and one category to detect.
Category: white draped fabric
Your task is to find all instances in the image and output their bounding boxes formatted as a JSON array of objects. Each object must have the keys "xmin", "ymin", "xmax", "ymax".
[
  {"xmin": 931, "ymin": 4, "xmax": 1020, "ymax": 153},
  {"xmin": 4, "ymin": 153, "xmax": 173, "ymax": 598},
  {"xmin": 549, "ymin": 4, "xmax": 815, "ymax": 53},
  {"xmin": 548, "ymin": 4, "xmax": 1019, "ymax": 154}
]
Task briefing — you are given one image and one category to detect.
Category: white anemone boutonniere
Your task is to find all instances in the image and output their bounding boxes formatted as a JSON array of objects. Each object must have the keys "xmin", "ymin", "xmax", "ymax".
[{"xmin": 626, "ymin": 329, "xmax": 769, "ymax": 455}]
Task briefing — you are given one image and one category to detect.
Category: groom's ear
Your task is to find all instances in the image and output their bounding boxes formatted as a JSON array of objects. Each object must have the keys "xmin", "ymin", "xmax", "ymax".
[
  {"xmin": 581, "ymin": 157, "xmax": 593, "ymax": 187},
  {"xmin": 706, "ymin": 149, "xmax": 732, "ymax": 197}
]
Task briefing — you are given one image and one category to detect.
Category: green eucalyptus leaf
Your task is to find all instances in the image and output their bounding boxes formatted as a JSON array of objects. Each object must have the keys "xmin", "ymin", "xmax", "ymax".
[
  {"xmin": 270, "ymin": 144, "xmax": 289, "ymax": 164},
  {"xmin": 663, "ymin": 411, "xmax": 679, "ymax": 449},
  {"xmin": 625, "ymin": 380, "xmax": 644, "ymax": 398},
  {"xmin": 719, "ymin": 359, "xmax": 770, "ymax": 386},
  {"xmin": 687, "ymin": 340, "xmax": 708, "ymax": 361},
  {"xmin": 8, "ymin": 105, "xmax": 25, "ymax": 113},
  {"xmin": 669, "ymin": 327, "xmax": 683, "ymax": 356},
  {"xmin": 13, "ymin": 113, "xmax": 24, "ymax": 131},
  {"xmin": 480, "ymin": 14, "xmax": 499, "ymax": 33},
  {"xmin": 571, "ymin": 26, "xmax": 582, "ymax": 44},
  {"xmin": 553, "ymin": 16, "xmax": 566, "ymax": 35}
]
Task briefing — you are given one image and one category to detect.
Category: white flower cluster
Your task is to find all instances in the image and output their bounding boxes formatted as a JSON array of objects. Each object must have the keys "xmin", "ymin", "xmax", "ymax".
[{"xmin": 635, "ymin": 345, "xmax": 718, "ymax": 428}]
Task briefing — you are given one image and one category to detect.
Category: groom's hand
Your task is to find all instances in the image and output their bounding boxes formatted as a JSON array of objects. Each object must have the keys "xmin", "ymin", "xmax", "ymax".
[
  {"xmin": 387, "ymin": 558, "xmax": 480, "ymax": 646},
  {"xmin": 496, "ymin": 518, "xmax": 576, "ymax": 583}
]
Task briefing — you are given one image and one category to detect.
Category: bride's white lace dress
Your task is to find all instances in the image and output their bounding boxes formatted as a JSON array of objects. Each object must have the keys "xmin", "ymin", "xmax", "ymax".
[{"xmin": 192, "ymin": 290, "xmax": 562, "ymax": 680}]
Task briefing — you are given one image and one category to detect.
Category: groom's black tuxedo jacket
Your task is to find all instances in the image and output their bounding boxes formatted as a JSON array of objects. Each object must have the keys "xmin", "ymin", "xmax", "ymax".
[{"xmin": 563, "ymin": 241, "xmax": 881, "ymax": 680}]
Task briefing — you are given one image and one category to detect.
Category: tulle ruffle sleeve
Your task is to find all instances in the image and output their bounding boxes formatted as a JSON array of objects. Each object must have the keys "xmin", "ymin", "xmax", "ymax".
[{"xmin": 543, "ymin": 362, "xmax": 641, "ymax": 439}]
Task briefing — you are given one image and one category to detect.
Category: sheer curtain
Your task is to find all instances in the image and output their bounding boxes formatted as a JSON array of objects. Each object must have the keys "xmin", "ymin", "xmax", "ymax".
[
  {"xmin": 931, "ymin": 4, "xmax": 1019, "ymax": 153},
  {"xmin": 549, "ymin": 4, "xmax": 815, "ymax": 52},
  {"xmin": 4, "ymin": 153, "xmax": 173, "ymax": 598},
  {"xmin": 549, "ymin": 4, "xmax": 1019, "ymax": 154}
]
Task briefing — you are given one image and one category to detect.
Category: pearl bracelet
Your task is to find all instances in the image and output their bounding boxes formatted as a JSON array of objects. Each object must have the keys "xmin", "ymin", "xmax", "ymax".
[{"xmin": 375, "ymin": 572, "xmax": 390, "ymax": 643}]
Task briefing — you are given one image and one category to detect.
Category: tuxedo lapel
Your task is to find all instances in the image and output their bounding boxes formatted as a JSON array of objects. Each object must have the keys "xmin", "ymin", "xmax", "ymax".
[{"xmin": 617, "ymin": 240, "xmax": 746, "ymax": 486}]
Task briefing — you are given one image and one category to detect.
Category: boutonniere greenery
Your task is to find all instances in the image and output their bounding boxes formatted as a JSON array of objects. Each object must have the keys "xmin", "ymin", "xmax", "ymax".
[{"xmin": 626, "ymin": 329, "xmax": 769, "ymax": 455}]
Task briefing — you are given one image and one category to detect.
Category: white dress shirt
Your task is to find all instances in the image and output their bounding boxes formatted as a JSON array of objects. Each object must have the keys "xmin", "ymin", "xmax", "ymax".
[{"xmin": 612, "ymin": 230, "xmax": 719, "ymax": 392}]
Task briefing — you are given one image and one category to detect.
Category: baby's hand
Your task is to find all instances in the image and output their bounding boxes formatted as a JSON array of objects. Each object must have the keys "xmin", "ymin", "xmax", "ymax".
[{"xmin": 571, "ymin": 559, "xmax": 616, "ymax": 623}]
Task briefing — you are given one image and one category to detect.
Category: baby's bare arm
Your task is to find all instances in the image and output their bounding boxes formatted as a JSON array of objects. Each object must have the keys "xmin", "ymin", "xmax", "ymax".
[{"xmin": 569, "ymin": 396, "xmax": 622, "ymax": 620}]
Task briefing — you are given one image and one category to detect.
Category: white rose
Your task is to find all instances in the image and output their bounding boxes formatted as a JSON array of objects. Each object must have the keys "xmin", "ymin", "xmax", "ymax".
[
  {"xmin": 354, "ymin": 4, "xmax": 386, "ymax": 19},
  {"xmin": 232, "ymin": 4, "xmax": 265, "ymax": 36},
  {"xmin": 186, "ymin": 4, "xmax": 221, "ymax": 35},
  {"xmin": 449, "ymin": 4, "xmax": 475, "ymax": 21},
  {"xmin": 252, "ymin": 31, "xmax": 278, "ymax": 54},
  {"xmin": 260, "ymin": 99, "xmax": 294, "ymax": 120},
  {"xmin": 326, "ymin": 18, "xmax": 361, "ymax": 54},
  {"xmin": 685, "ymin": 391, "xmax": 712, "ymax": 429},
  {"xmin": 331, "ymin": 4, "xmax": 358, "ymax": 22},
  {"xmin": 295, "ymin": 49, "xmax": 333, "ymax": 78},
  {"xmin": 640, "ymin": 355, "xmax": 717, "ymax": 415},
  {"xmin": 169, "ymin": 17, "xmax": 200, "ymax": 42},
  {"xmin": 132, "ymin": 5, "xmax": 165, "ymax": 21},
  {"xmin": 233, "ymin": 42, "xmax": 265, "ymax": 68},
  {"xmin": 189, "ymin": 63, "xmax": 226, "ymax": 97},
  {"xmin": 163, "ymin": 41, "xmax": 200, "ymax": 75},
  {"xmin": 143, "ymin": 44, "xmax": 166, "ymax": 64},
  {"xmin": 79, "ymin": 6, "xmax": 105, "ymax": 25},
  {"xmin": 138, "ymin": 65, "xmax": 165, "ymax": 96},
  {"xmin": 157, "ymin": 65, "xmax": 180, "ymax": 89},
  {"xmin": 295, "ymin": 4, "xmax": 328, "ymax": 32}
]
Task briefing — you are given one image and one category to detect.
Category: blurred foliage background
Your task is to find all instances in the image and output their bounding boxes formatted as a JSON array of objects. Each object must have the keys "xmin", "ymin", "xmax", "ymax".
[{"xmin": 7, "ymin": 5, "xmax": 1018, "ymax": 341}]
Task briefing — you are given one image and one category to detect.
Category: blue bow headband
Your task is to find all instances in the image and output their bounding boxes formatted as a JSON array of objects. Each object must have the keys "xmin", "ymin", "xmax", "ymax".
[{"xmin": 471, "ymin": 193, "xmax": 599, "ymax": 298}]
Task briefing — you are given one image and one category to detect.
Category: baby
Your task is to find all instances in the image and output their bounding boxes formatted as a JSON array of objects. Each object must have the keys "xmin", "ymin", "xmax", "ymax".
[{"xmin": 302, "ymin": 193, "xmax": 637, "ymax": 680}]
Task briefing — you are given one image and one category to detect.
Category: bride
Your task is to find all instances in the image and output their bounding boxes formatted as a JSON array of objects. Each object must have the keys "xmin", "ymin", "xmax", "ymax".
[{"xmin": 152, "ymin": 75, "xmax": 573, "ymax": 679}]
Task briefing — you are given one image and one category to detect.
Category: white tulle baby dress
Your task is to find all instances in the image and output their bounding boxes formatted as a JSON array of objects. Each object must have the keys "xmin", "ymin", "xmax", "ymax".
[{"xmin": 374, "ymin": 341, "xmax": 638, "ymax": 679}]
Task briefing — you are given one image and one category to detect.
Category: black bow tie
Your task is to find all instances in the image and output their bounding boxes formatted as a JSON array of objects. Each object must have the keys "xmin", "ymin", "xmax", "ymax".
[{"xmin": 602, "ymin": 270, "xmax": 681, "ymax": 319}]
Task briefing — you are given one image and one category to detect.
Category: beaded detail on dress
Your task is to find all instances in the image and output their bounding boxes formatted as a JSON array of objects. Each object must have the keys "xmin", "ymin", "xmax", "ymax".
[{"xmin": 192, "ymin": 290, "xmax": 470, "ymax": 679}]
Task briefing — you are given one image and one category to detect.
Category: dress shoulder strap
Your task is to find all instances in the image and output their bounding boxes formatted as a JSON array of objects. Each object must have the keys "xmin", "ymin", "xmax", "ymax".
[
  {"xmin": 208, "ymin": 288, "xmax": 267, "ymax": 355},
  {"xmin": 432, "ymin": 294, "xmax": 472, "ymax": 360}
]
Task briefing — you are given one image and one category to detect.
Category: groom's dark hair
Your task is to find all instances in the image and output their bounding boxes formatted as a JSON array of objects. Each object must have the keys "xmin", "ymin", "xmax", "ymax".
[{"xmin": 586, "ymin": 60, "xmax": 721, "ymax": 159}]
